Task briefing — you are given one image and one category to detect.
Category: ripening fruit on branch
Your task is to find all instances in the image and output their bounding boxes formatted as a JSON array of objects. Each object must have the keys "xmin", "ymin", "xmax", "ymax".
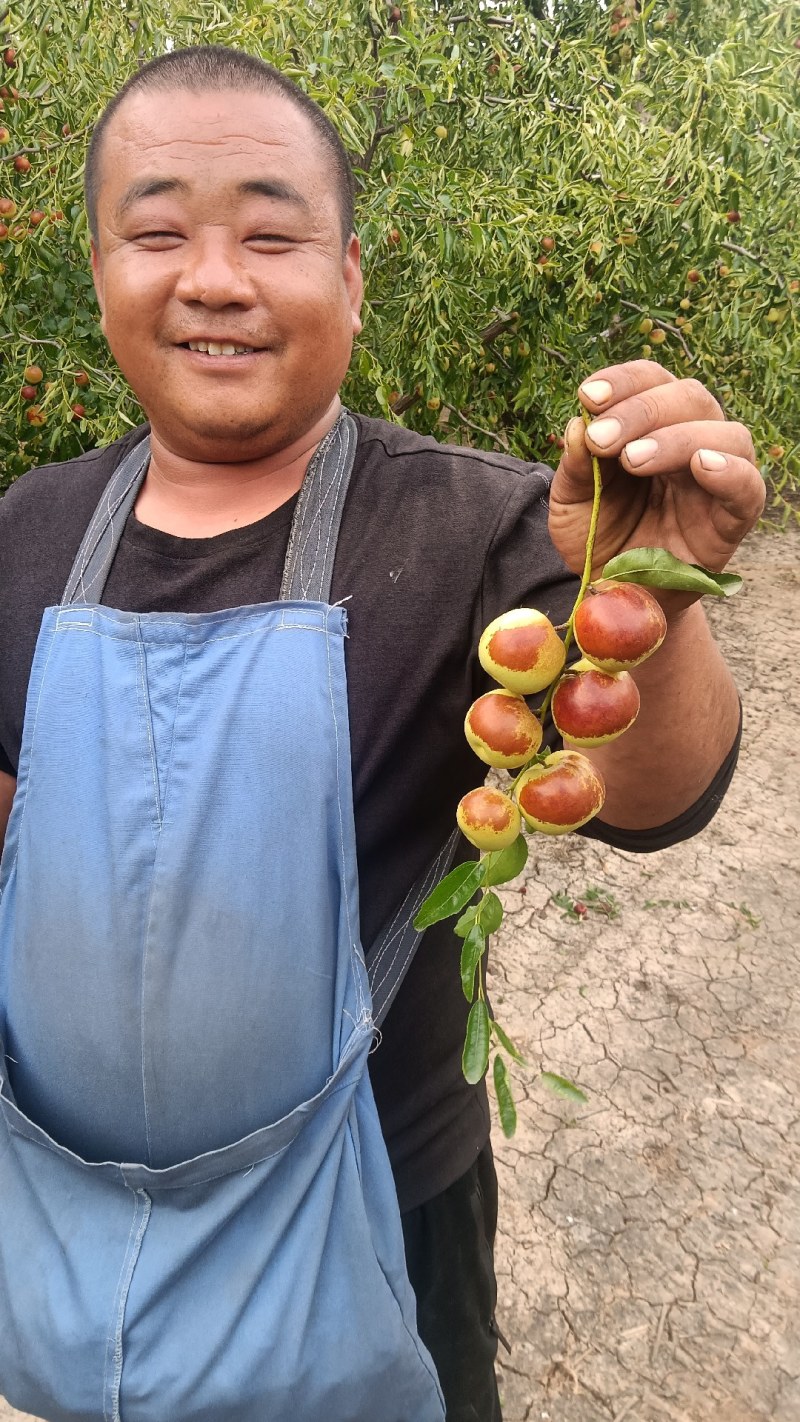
[
  {"xmin": 551, "ymin": 658, "xmax": 640, "ymax": 746},
  {"xmin": 23, "ymin": 364, "xmax": 42, "ymax": 383},
  {"xmin": 20, "ymin": 384, "xmax": 37, "ymax": 400},
  {"xmin": 13, "ymin": 154, "xmax": 30, "ymax": 173},
  {"xmin": 479, "ymin": 608, "xmax": 566, "ymax": 695},
  {"xmin": 71, "ymin": 403, "xmax": 86, "ymax": 420},
  {"xmin": 73, "ymin": 369, "xmax": 90, "ymax": 388},
  {"xmin": 574, "ymin": 581, "xmax": 667, "ymax": 673},
  {"xmin": 464, "ymin": 688, "xmax": 543, "ymax": 768},
  {"xmin": 25, "ymin": 405, "xmax": 46, "ymax": 426},
  {"xmin": 515, "ymin": 751, "xmax": 605, "ymax": 835},
  {"xmin": 456, "ymin": 786, "xmax": 521, "ymax": 850}
]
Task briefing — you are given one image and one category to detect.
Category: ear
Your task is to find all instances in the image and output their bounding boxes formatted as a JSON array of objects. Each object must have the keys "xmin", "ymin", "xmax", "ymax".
[
  {"xmin": 90, "ymin": 240, "xmax": 107, "ymax": 336},
  {"xmin": 343, "ymin": 233, "xmax": 364, "ymax": 337}
]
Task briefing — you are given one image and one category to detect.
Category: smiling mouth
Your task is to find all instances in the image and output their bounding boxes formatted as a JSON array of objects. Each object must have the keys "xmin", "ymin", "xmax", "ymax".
[{"xmin": 182, "ymin": 341, "xmax": 261, "ymax": 356}]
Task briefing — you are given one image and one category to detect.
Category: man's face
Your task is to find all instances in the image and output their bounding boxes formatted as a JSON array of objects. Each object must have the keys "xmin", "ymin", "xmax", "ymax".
[{"xmin": 91, "ymin": 87, "xmax": 363, "ymax": 463}]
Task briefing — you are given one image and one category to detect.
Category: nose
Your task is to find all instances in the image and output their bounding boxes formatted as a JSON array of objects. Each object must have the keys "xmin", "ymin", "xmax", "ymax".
[{"xmin": 174, "ymin": 228, "xmax": 258, "ymax": 309}]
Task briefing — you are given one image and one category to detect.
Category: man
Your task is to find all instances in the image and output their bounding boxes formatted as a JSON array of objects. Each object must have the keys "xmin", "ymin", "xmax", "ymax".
[{"xmin": 0, "ymin": 45, "xmax": 764, "ymax": 1422}]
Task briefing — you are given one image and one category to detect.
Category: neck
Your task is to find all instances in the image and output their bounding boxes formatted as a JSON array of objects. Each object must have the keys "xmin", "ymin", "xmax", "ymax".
[{"xmin": 136, "ymin": 399, "xmax": 342, "ymax": 538}]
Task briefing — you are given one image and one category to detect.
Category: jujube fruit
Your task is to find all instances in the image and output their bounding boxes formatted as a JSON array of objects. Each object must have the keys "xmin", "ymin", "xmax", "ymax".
[
  {"xmin": 551, "ymin": 658, "xmax": 640, "ymax": 746},
  {"xmin": 464, "ymin": 689, "xmax": 543, "ymax": 769},
  {"xmin": 515, "ymin": 751, "xmax": 605, "ymax": 835},
  {"xmin": 20, "ymin": 384, "xmax": 37, "ymax": 400},
  {"xmin": 71, "ymin": 403, "xmax": 86, "ymax": 419},
  {"xmin": 23, "ymin": 364, "xmax": 42, "ymax": 383},
  {"xmin": 456, "ymin": 786, "xmax": 521, "ymax": 851},
  {"xmin": 574, "ymin": 581, "xmax": 667, "ymax": 673},
  {"xmin": 479, "ymin": 608, "xmax": 566, "ymax": 695},
  {"xmin": 13, "ymin": 154, "xmax": 30, "ymax": 173},
  {"xmin": 73, "ymin": 369, "xmax": 90, "ymax": 388},
  {"xmin": 25, "ymin": 405, "xmax": 46, "ymax": 426}
]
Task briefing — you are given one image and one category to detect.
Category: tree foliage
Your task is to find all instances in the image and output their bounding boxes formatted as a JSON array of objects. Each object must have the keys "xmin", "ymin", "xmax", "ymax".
[{"xmin": 0, "ymin": 0, "xmax": 798, "ymax": 515}]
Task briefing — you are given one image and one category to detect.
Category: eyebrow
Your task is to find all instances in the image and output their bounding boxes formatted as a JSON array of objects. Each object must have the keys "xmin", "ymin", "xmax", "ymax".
[{"xmin": 115, "ymin": 176, "xmax": 310, "ymax": 219}]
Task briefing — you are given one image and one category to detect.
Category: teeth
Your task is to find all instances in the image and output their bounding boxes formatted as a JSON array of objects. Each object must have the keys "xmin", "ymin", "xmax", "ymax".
[{"xmin": 187, "ymin": 341, "xmax": 256, "ymax": 355}]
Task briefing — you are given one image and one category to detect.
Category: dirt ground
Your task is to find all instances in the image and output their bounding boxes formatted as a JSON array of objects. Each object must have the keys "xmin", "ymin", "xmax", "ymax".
[{"xmin": 2, "ymin": 526, "xmax": 798, "ymax": 1422}]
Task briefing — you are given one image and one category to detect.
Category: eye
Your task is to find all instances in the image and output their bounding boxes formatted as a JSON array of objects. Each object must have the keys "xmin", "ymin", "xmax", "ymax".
[
  {"xmin": 134, "ymin": 230, "xmax": 184, "ymax": 247},
  {"xmin": 246, "ymin": 233, "xmax": 294, "ymax": 249}
]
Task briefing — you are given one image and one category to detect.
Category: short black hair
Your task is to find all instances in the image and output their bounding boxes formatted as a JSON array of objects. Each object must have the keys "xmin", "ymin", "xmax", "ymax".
[{"xmin": 85, "ymin": 45, "xmax": 356, "ymax": 246}]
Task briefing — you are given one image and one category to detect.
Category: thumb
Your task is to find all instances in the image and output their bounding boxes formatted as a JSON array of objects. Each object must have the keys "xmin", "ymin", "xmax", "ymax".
[{"xmin": 551, "ymin": 416, "xmax": 597, "ymax": 504}]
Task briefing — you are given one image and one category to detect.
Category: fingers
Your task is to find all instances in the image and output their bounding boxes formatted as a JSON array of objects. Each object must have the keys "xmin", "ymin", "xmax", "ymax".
[
  {"xmin": 615, "ymin": 419, "xmax": 756, "ymax": 477},
  {"xmin": 689, "ymin": 449, "xmax": 766, "ymax": 537},
  {"xmin": 582, "ymin": 375, "xmax": 730, "ymax": 461},
  {"xmin": 579, "ymin": 359, "xmax": 677, "ymax": 413}
]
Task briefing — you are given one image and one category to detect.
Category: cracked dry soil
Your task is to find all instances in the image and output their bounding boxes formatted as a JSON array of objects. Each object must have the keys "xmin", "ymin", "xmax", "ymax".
[{"xmin": 2, "ymin": 528, "xmax": 798, "ymax": 1422}]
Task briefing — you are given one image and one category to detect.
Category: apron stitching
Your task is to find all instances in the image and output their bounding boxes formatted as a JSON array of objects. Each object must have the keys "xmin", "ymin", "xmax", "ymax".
[
  {"xmin": 77, "ymin": 476, "xmax": 142, "ymax": 607},
  {"xmin": 279, "ymin": 412, "xmax": 342, "ymax": 600},
  {"xmin": 323, "ymin": 614, "xmax": 367, "ymax": 1029},
  {"xmin": 368, "ymin": 848, "xmax": 448, "ymax": 999},
  {"xmin": 103, "ymin": 1189, "xmax": 146, "ymax": 1422},
  {"xmin": 298, "ymin": 421, "xmax": 349, "ymax": 600},
  {"xmin": 159, "ymin": 637, "xmax": 189, "ymax": 828},
  {"xmin": 134, "ymin": 627, "xmax": 162, "ymax": 835},
  {"xmin": 0, "ymin": 623, "xmax": 60, "ymax": 907},
  {"xmin": 41, "ymin": 620, "xmax": 335, "ymax": 645},
  {"xmin": 294, "ymin": 420, "xmax": 344, "ymax": 598},
  {"xmin": 108, "ymin": 1188, "xmax": 152, "ymax": 1422},
  {"xmin": 368, "ymin": 834, "xmax": 455, "ymax": 984},
  {"xmin": 368, "ymin": 836, "xmax": 458, "ymax": 1017}
]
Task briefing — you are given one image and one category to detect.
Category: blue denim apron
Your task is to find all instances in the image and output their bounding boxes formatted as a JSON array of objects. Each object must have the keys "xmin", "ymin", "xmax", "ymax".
[{"xmin": 0, "ymin": 414, "xmax": 447, "ymax": 1422}]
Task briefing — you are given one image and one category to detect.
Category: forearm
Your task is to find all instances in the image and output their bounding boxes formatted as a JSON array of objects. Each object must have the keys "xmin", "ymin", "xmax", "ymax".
[{"xmin": 576, "ymin": 602, "xmax": 740, "ymax": 830}]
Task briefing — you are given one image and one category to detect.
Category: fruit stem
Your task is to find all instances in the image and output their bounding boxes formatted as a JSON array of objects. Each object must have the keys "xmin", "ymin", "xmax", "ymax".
[
  {"xmin": 563, "ymin": 409, "xmax": 604, "ymax": 655},
  {"xmin": 535, "ymin": 409, "xmax": 604, "ymax": 726}
]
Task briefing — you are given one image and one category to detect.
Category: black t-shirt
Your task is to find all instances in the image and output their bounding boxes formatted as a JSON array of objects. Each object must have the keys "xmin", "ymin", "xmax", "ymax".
[{"xmin": 0, "ymin": 414, "xmax": 739, "ymax": 1210}]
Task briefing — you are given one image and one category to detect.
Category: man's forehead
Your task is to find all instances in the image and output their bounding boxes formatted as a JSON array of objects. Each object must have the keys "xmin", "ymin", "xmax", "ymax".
[{"xmin": 105, "ymin": 86, "xmax": 318, "ymax": 156}]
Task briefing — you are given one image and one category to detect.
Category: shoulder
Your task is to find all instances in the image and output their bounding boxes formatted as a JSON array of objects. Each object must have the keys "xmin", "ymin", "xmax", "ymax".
[
  {"xmin": 351, "ymin": 413, "xmax": 555, "ymax": 505},
  {"xmin": 0, "ymin": 427, "xmax": 150, "ymax": 608},
  {"xmin": 0, "ymin": 425, "xmax": 149, "ymax": 533}
]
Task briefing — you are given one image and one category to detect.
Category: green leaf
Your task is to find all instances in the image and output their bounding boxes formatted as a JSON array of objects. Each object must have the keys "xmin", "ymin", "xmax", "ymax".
[
  {"xmin": 460, "ymin": 923, "xmax": 486, "ymax": 1001},
  {"xmin": 540, "ymin": 1072, "xmax": 588, "ymax": 1105},
  {"xmin": 462, "ymin": 1000, "xmax": 491, "ymax": 1084},
  {"xmin": 600, "ymin": 547, "xmax": 743, "ymax": 597},
  {"xmin": 491, "ymin": 1019, "xmax": 527, "ymax": 1066},
  {"xmin": 453, "ymin": 904, "xmax": 480, "ymax": 939},
  {"xmin": 493, "ymin": 1055, "xmax": 518, "ymax": 1138},
  {"xmin": 479, "ymin": 890, "xmax": 504, "ymax": 936},
  {"xmin": 482, "ymin": 834, "xmax": 528, "ymax": 887},
  {"xmin": 414, "ymin": 860, "xmax": 486, "ymax": 930}
]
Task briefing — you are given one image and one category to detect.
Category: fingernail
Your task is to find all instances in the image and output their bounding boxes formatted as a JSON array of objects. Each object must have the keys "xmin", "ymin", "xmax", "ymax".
[
  {"xmin": 580, "ymin": 379, "xmax": 614, "ymax": 404},
  {"xmin": 625, "ymin": 437, "xmax": 659, "ymax": 467},
  {"xmin": 565, "ymin": 416, "xmax": 585, "ymax": 453},
  {"xmin": 586, "ymin": 417, "xmax": 622, "ymax": 448},
  {"xmin": 698, "ymin": 449, "xmax": 728, "ymax": 471}
]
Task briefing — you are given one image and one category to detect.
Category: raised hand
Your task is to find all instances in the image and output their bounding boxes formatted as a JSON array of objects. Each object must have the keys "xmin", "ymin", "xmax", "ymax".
[{"xmin": 549, "ymin": 360, "xmax": 766, "ymax": 598}]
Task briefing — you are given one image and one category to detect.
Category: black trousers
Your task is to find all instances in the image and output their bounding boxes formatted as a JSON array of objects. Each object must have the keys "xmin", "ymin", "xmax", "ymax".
[{"xmin": 401, "ymin": 1141, "xmax": 503, "ymax": 1422}]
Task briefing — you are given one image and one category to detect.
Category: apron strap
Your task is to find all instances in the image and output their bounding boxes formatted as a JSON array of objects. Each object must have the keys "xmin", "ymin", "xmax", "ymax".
[
  {"xmin": 61, "ymin": 436, "xmax": 151, "ymax": 606},
  {"xmin": 61, "ymin": 411, "xmax": 359, "ymax": 607},
  {"xmin": 366, "ymin": 830, "xmax": 461, "ymax": 1030},
  {"xmin": 279, "ymin": 411, "xmax": 358, "ymax": 604}
]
